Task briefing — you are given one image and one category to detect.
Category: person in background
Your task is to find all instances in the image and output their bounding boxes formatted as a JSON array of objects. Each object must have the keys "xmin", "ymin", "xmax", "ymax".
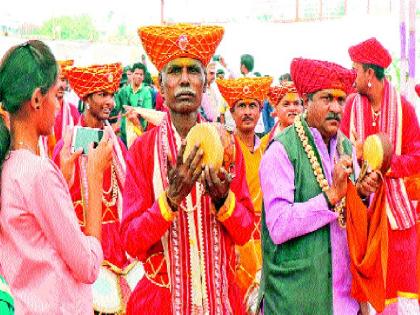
[
  {"xmin": 266, "ymin": 81, "xmax": 303, "ymax": 141},
  {"xmin": 341, "ymin": 37, "xmax": 420, "ymax": 314},
  {"xmin": 217, "ymin": 76, "xmax": 272, "ymax": 313}
]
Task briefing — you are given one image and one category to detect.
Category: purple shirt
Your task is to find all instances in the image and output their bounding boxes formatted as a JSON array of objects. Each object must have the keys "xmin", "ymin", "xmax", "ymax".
[{"xmin": 259, "ymin": 128, "xmax": 359, "ymax": 315}]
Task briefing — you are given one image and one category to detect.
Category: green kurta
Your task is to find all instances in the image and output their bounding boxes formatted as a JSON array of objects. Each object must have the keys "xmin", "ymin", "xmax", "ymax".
[
  {"xmin": 113, "ymin": 83, "xmax": 153, "ymax": 145},
  {"xmin": 259, "ymin": 118, "xmax": 353, "ymax": 315}
]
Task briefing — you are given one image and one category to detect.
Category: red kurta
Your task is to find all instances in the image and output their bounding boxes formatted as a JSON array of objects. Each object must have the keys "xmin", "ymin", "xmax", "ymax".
[
  {"xmin": 53, "ymin": 120, "xmax": 128, "ymax": 269},
  {"xmin": 341, "ymin": 92, "xmax": 420, "ymax": 304},
  {"xmin": 121, "ymin": 119, "xmax": 255, "ymax": 314}
]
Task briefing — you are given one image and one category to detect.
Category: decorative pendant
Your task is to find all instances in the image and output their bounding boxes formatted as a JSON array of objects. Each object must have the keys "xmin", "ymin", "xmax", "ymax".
[{"xmin": 372, "ymin": 121, "xmax": 376, "ymax": 127}]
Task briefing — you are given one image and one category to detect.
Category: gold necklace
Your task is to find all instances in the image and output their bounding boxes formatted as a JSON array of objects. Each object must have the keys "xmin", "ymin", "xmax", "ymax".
[
  {"xmin": 102, "ymin": 164, "xmax": 118, "ymax": 208},
  {"xmin": 294, "ymin": 115, "xmax": 346, "ymax": 228},
  {"xmin": 371, "ymin": 107, "xmax": 380, "ymax": 127}
]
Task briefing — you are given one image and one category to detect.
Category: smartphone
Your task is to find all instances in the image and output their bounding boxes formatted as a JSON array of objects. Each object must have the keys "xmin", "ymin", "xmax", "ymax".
[{"xmin": 71, "ymin": 126, "xmax": 104, "ymax": 154}]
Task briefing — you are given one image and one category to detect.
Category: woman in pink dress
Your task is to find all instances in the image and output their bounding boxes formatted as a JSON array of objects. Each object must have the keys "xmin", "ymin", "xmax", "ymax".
[{"xmin": 0, "ymin": 40, "xmax": 113, "ymax": 314}]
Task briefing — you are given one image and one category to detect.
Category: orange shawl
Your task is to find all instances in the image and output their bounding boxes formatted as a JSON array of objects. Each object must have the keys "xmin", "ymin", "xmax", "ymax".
[{"xmin": 346, "ymin": 182, "xmax": 388, "ymax": 313}]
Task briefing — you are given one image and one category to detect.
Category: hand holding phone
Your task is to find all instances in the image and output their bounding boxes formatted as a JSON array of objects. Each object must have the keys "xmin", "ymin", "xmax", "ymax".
[
  {"xmin": 86, "ymin": 127, "xmax": 114, "ymax": 177},
  {"xmin": 60, "ymin": 127, "xmax": 83, "ymax": 187},
  {"xmin": 72, "ymin": 126, "xmax": 104, "ymax": 155}
]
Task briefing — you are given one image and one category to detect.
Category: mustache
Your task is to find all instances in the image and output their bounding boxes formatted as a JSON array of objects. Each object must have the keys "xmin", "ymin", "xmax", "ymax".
[
  {"xmin": 174, "ymin": 87, "xmax": 196, "ymax": 98},
  {"xmin": 326, "ymin": 112, "xmax": 341, "ymax": 121},
  {"xmin": 242, "ymin": 115, "xmax": 254, "ymax": 121}
]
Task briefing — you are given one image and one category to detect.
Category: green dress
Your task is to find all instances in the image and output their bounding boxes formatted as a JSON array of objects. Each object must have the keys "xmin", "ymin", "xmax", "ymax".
[{"xmin": 0, "ymin": 275, "xmax": 14, "ymax": 314}]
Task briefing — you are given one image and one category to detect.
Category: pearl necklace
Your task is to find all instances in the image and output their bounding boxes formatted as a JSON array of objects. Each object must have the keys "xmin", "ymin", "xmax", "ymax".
[{"xmin": 294, "ymin": 115, "xmax": 346, "ymax": 228}]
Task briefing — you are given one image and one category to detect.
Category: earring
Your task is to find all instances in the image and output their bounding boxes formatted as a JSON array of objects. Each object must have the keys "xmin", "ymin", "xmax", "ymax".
[
  {"xmin": 85, "ymin": 104, "xmax": 90, "ymax": 110},
  {"xmin": 367, "ymin": 81, "xmax": 372, "ymax": 88}
]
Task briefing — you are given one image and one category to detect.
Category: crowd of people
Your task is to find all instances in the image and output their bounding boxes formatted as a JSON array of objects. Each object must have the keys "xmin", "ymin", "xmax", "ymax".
[{"xmin": 0, "ymin": 23, "xmax": 419, "ymax": 315}]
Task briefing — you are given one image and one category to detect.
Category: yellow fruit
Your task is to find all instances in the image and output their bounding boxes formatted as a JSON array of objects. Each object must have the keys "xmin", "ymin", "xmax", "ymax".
[
  {"xmin": 363, "ymin": 134, "xmax": 384, "ymax": 171},
  {"xmin": 183, "ymin": 123, "xmax": 224, "ymax": 170}
]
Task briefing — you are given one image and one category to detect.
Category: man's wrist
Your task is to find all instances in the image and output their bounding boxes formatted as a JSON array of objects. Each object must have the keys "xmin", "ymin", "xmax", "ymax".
[{"xmin": 324, "ymin": 189, "xmax": 339, "ymax": 208}]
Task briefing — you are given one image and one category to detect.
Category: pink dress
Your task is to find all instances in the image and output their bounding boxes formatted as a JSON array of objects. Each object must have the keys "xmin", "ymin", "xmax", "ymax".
[{"xmin": 0, "ymin": 150, "xmax": 103, "ymax": 314}]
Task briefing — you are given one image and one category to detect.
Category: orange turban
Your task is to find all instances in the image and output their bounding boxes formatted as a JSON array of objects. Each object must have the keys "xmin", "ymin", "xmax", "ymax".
[
  {"xmin": 290, "ymin": 58, "xmax": 355, "ymax": 96},
  {"xmin": 67, "ymin": 63, "xmax": 122, "ymax": 99},
  {"xmin": 268, "ymin": 81, "xmax": 298, "ymax": 106},
  {"xmin": 348, "ymin": 37, "xmax": 392, "ymax": 69},
  {"xmin": 216, "ymin": 77, "xmax": 273, "ymax": 108},
  {"xmin": 57, "ymin": 59, "xmax": 74, "ymax": 77},
  {"xmin": 138, "ymin": 23, "xmax": 224, "ymax": 71}
]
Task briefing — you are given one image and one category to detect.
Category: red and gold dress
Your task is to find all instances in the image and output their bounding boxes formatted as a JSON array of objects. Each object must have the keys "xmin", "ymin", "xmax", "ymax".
[
  {"xmin": 341, "ymin": 81, "xmax": 420, "ymax": 310},
  {"xmin": 53, "ymin": 119, "xmax": 140, "ymax": 314},
  {"xmin": 121, "ymin": 115, "xmax": 255, "ymax": 314}
]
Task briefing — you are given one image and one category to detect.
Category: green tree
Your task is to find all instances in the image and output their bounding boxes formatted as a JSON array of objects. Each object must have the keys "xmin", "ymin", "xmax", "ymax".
[{"xmin": 36, "ymin": 15, "xmax": 99, "ymax": 40}]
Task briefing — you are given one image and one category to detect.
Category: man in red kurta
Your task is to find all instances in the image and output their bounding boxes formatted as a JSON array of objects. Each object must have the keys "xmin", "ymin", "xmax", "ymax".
[
  {"xmin": 53, "ymin": 63, "xmax": 138, "ymax": 314},
  {"xmin": 121, "ymin": 24, "xmax": 254, "ymax": 314},
  {"xmin": 341, "ymin": 37, "xmax": 420, "ymax": 313}
]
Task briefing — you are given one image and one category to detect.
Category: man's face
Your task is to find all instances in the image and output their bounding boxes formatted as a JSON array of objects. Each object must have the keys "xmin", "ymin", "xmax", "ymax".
[
  {"xmin": 86, "ymin": 91, "xmax": 115, "ymax": 121},
  {"xmin": 306, "ymin": 89, "xmax": 346, "ymax": 142},
  {"xmin": 132, "ymin": 68, "xmax": 144, "ymax": 87},
  {"xmin": 231, "ymin": 99, "xmax": 261, "ymax": 133},
  {"xmin": 206, "ymin": 64, "xmax": 216, "ymax": 85},
  {"xmin": 56, "ymin": 74, "xmax": 67, "ymax": 100},
  {"xmin": 352, "ymin": 62, "xmax": 369, "ymax": 95},
  {"xmin": 274, "ymin": 92, "xmax": 303, "ymax": 128},
  {"xmin": 160, "ymin": 58, "xmax": 205, "ymax": 114},
  {"xmin": 127, "ymin": 70, "xmax": 133, "ymax": 84}
]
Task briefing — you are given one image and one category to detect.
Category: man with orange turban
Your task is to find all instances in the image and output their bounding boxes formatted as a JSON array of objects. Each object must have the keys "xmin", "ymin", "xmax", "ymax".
[
  {"xmin": 120, "ymin": 24, "xmax": 254, "ymax": 314},
  {"xmin": 217, "ymin": 76, "xmax": 271, "ymax": 313},
  {"xmin": 53, "ymin": 63, "xmax": 140, "ymax": 314},
  {"xmin": 266, "ymin": 81, "xmax": 303, "ymax": 141},
  {"xmin": 341, "ymin": 37, "xmax": 420, "ymax": 313},
  {"xmin": 259, "ymin": 58, "xmax": 379, "ymax": 314}
]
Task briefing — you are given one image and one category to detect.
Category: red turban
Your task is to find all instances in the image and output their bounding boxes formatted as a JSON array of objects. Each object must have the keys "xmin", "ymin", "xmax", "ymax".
[
  {"xmin": 290, "ymin": 58, "xmax": 355, "ymax": 96},
  {"xmin": 67, "ymin": 63, "xmax": 123, "ymax": 99},
  {"xmin": 415, "ymin": 84, "xmax": 420, "ymax": 97},
  {"xmin": 348, "ymin": 37, "xmax": 392, "ymax": 69}
]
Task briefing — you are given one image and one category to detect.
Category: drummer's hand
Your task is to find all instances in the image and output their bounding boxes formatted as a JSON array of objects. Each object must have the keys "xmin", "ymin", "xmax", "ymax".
[
  {"xmin": 326, "ymin": 155, "xmax": 353, "ymax": 206},
  {"xmin": 166, "ymin": 141, "xmax": 203, "ymax": 210},
  {"xmin": 203, "ymin": 165, "xmax": 232, "ymax": 211},
  {"xmin": 356, "ymin": 170, "xmax": 381, "ymax": 199}
]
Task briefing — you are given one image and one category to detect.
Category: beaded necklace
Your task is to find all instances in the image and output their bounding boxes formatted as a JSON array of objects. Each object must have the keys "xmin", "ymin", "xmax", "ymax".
[{"xmin": 294, "ymin": 115, "xmax": 346, "ymax": 228}]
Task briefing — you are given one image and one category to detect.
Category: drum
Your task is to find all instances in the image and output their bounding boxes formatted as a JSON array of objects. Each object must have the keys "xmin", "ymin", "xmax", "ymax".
[{"xmin": 92, "ymin": 261, "xmax": 144, "ymax": 314}]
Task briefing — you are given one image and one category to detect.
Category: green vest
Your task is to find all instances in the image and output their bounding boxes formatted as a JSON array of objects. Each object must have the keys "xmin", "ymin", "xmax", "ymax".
[{"xmin": 259, "ymin": 120, "xmax": 353, "ymax": 315}]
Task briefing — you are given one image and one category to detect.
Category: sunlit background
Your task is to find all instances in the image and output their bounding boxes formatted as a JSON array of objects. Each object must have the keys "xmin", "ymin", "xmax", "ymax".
[{"xmin": 1, "ymin": 0, "xmax": 419, "ymax": 108}]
